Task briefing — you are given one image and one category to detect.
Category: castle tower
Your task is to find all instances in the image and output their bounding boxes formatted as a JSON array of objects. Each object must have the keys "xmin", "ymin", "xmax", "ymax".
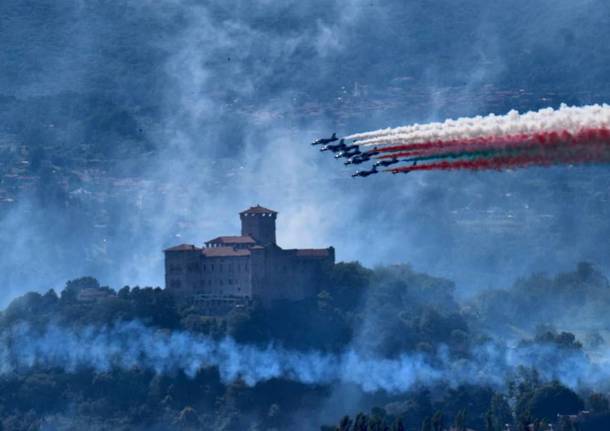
[{"xmin": 240, "ymin": 205, "xmax": 277, "ymax": 245}]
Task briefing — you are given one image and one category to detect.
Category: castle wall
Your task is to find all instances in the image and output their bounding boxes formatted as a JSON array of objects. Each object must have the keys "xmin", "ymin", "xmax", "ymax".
[
  {"xmin": 164, "ymin": 248, "xmax": 201, "ymax": 296},
  {"xmin": 250, "ymin": 246, "xmax": 335, "ymax": 305},
  {"xmin": 199, "ymin": 255, "xmax": 252, "ymax": 298}
]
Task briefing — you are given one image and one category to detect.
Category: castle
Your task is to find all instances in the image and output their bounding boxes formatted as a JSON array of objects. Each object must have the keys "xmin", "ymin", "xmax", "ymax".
[{"xmin": 164, "ymin": 205, "xmax": 335, "ymax": 309}]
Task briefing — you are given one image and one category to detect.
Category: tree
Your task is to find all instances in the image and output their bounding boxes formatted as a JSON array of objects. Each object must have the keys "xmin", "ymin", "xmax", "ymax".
[
  {"xmin": 517, "ymin": 415, "xmax": 532, "ymax": 431},
  {"xmin": 175, "ymin": 406, "xmax": 200, "ymax": 428},
  {"xmin": 62, "ymin": 277, "xmax": 101, "ymax": 301},
  {"xmin": 454, "ymin": 409, "xmax": 466, "ymax": 431},
  {"xmin": 534, "ymin": 331, "xmax": 582, "ymax": 350},
  {"xmin": 367, "ymin": 415, "xmax": 385, "ymax": 431},
  {"xmin": 488, "ymin": 394, "xmax": 512, "ymax": 431},
  {"xmin": 353, "ymin": 413, "xmax": 369, "ymax": 431},
  {"xmin": 267, "ymin": 403, "xmax": 282, "ymax": 429},
  {"xmin": 589, "ymin": 393, "xmax": 609, "ymax": 413},
  {"xmin": 485, "ymin": 409, "xmax": 495, "ymax": 431},
  {"xmin": 117, "ymin": 286, "xmax": 130, "ymax": 299},
  {"xmin": 391, "ymin": 418, "xmax": 406, "ymax": 431},
  {"xmin": 420, "ymin": 417, "xmax": 431, "ymax": 431},
  {"xmin": 431, "ymin": 411, "xmax": 444, "ymax": 431},
  {"xmin": 338, "ymin": 415, "xmax": 352, "ymax": 431},
  {"xmin": 528, "ymin": 382, "xmax": 584, "ymax": 421},
  {"xmin": 558, "ymin": 416, "xmax": 575, "ymax": 431}
]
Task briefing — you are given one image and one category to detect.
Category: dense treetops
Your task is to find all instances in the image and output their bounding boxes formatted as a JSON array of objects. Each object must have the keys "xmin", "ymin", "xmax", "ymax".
[{"xmin": 0, "ymin": 262, "xmax": 608, "ymax": 430}]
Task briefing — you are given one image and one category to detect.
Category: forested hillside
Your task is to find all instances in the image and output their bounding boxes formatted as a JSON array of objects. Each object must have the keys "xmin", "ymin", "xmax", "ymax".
[{"xmin": 1, "ymin": 263, "xmax": 609, "ymax": 430}]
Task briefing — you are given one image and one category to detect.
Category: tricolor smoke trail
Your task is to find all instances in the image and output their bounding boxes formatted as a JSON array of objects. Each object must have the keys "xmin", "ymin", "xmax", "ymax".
[
  {"xmin": 2, "ymin": 321, "xmax": 610, "ymax": 393},
  {"xmin": 349, "ymin": 104, "xmax": 610, "ymax": 146},
  {"xmin": 320, "ymin": 104, "xmax": 610, "ymax": 176}
]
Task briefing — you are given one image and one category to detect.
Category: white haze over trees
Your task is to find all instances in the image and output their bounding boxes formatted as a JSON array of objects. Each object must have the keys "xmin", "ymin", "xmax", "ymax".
[{"xmin": 1, "ymin": 320, "xmax": 609, "ymax": 394}]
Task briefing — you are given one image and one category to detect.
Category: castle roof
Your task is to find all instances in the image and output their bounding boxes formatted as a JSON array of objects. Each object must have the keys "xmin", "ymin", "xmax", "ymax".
[
  {"xmin": 164, "ymin": 244, "xmax": 201, "ymax": 252},
  {"xmin": 202, "ymin": 247, "xmax": 251, "ymax": 257},
  {"xmin": 240, "ymin": 205, "xmax": 277, "ymax": 215},
  {"xmin": 206, "ymin": 235, "xmax": 256, "ymax": 245}
]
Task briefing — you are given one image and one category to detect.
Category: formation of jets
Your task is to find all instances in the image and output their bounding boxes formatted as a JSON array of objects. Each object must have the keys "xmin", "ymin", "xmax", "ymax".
[
  {"xmin": 311, "ymin": 133, "xmax": 446, "ymax": 177},
  {"xmin": 310, "ymin": 132, "xmax": 418, "ymax": 178},
  {"xmin": 310, "ymin": 133, "xmax": 381, "ymax": 178}
]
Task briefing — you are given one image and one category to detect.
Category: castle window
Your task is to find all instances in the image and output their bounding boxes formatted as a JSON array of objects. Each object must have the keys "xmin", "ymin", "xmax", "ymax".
[
  {"xmin": 211, "ymin": 264, "xmax": 214, "ymax": 271},
  {"xmin": 220, "ymin": 264, "xmax": 223, "ymax": 272},
  {"xmin": 229, "ymin": 264, "xmax": 233, "ymax": 272},
  {"xmin": 203, "ymin": 264, "xmax": 206, "ymax": 272}
]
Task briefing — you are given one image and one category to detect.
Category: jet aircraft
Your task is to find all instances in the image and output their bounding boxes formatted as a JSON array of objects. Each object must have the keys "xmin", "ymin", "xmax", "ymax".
[
  {"xmin": 344, "ymin": 154, "xmax": 371, "ymax": 165},
  {"xmin": 335, "ymin": 147, "xmax": 361, "ymax": 159},
  {"xmin": 373, "ymin": 158, "xmax": 400, "ymax": 168},
  {"xmin": 362, "ymin": 147, "xmax": 380, "ymax": 157},
  {"xmin": 320, "ymin": 139, "xmax": 346, "ymax": 152},
  {"xmin": 311, "ymin": 133, "xmax": 338, "ymax": 146},
  {"xmin": 352, "ymin": 166, "xmax": 378, "ymax": 177}
]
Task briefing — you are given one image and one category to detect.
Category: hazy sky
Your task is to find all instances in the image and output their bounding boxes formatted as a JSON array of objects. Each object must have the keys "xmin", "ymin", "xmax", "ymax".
[{"xmin": 1, "ymin": 0, "xmax": 609, "ymax": 301}]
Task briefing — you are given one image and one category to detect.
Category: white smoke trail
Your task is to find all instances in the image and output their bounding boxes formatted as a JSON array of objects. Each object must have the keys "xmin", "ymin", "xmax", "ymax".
[
  {"xmin": 1, "ymin": 321, "xmax": 609, "ymax": 393},
  {"xmin": 347, "ymin": 104, "xmax": 610, "ymax": 147}
]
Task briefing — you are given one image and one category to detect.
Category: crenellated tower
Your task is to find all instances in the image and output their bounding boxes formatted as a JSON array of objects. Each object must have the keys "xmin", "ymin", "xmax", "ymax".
[{"xmin": 239, "ymin": 205, "xmax": 277, "ymax": 245}]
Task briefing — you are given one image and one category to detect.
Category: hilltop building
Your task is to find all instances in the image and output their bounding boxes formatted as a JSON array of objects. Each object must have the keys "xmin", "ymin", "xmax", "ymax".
[{"xmin": 164, "ymin": 205, "xmax": 334, "ymax": 310}]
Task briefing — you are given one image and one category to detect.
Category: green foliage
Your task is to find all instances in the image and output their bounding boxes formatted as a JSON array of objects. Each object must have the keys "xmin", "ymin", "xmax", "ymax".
[
  {"xmin": 473, "ymin": 262, "xmax": 610, "ymax": 335},
  {"xmin": 558, "ymin": 415, "xmax": 576, "ymax": 431},
  {"xmin": 487, "ymin": 394, "xmax": 512, "ymax": 431},
  {"xmin": 0, "ymin": 264, "xmax": 599, "ymax": 430},
  {"xmin": 420, "ymin": 417, "xmax": 431, "ymax": 431},
  {"xmin": 454, "ymin": 409, "xmax": 466, "ymax": 431},
  {"xmin": 431, "ymin": 411, "xmax": 444, "ymax": 431},
  {"xmin": 338, "ymin": 415, "xmax": 353, "ymax": 431},
  {"xmin": 391, "ymin": 418, "xmax": 406, "ymax": 431},
  {"xmin": 353, "ymin": 413, "xmax": 369, "ymax": 431},
  {"xmin": 515, "ymin": 380, "xmax": 584, "ymax": 423},
  {"xmin": 532, "ymin": 331, "xmax": 582, "ymax": 350},
  {"xmin": 588, "ymin": 393, "xmax": 610, "ymax": 413},
  {"xmin": 325, "ymin": 262, "xmax": 372, "ymax": 311},
  {"xmin": 438, "ymin": 385, "xmax": 495, "ymax": 431}
]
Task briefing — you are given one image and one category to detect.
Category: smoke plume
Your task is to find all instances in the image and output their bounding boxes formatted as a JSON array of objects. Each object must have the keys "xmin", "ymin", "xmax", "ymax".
[{"xmin": 2, "ymin": 321, "xmax": 608, "ymax": 394}]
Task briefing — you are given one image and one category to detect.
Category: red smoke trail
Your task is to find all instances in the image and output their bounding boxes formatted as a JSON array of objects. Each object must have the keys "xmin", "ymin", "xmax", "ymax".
[
  {"xmin": 389, "ymin": 141, "xmax": 610, "ymax": 174},
  {"xmin": 378, "ymin": 127, "xmax": 610, "ymax": 158},
  {"xmin": 378, "ymin": 128, "xmax": 610, "ymax": 153},
  {"xmin": 377, "ymin": 150, "xmax": 427, "ymax": 160}
]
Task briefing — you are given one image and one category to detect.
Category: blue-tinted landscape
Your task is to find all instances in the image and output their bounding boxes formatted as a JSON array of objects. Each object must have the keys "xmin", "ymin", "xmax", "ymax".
[{"xmin": 1, "ymin": 1, "xmax": 609, "ymax": 429}]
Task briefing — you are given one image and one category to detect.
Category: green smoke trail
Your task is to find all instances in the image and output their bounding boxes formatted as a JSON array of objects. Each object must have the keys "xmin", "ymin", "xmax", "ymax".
[{"xmin": 404, "ymin": 147, "xmax": 524, "ymax": 164}]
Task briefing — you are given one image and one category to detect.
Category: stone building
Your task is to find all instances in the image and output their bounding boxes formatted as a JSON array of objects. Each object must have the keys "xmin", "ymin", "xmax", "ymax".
[{"xmin": 164, "ymin": 205, "xmax": 334, "ymax": 309}]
